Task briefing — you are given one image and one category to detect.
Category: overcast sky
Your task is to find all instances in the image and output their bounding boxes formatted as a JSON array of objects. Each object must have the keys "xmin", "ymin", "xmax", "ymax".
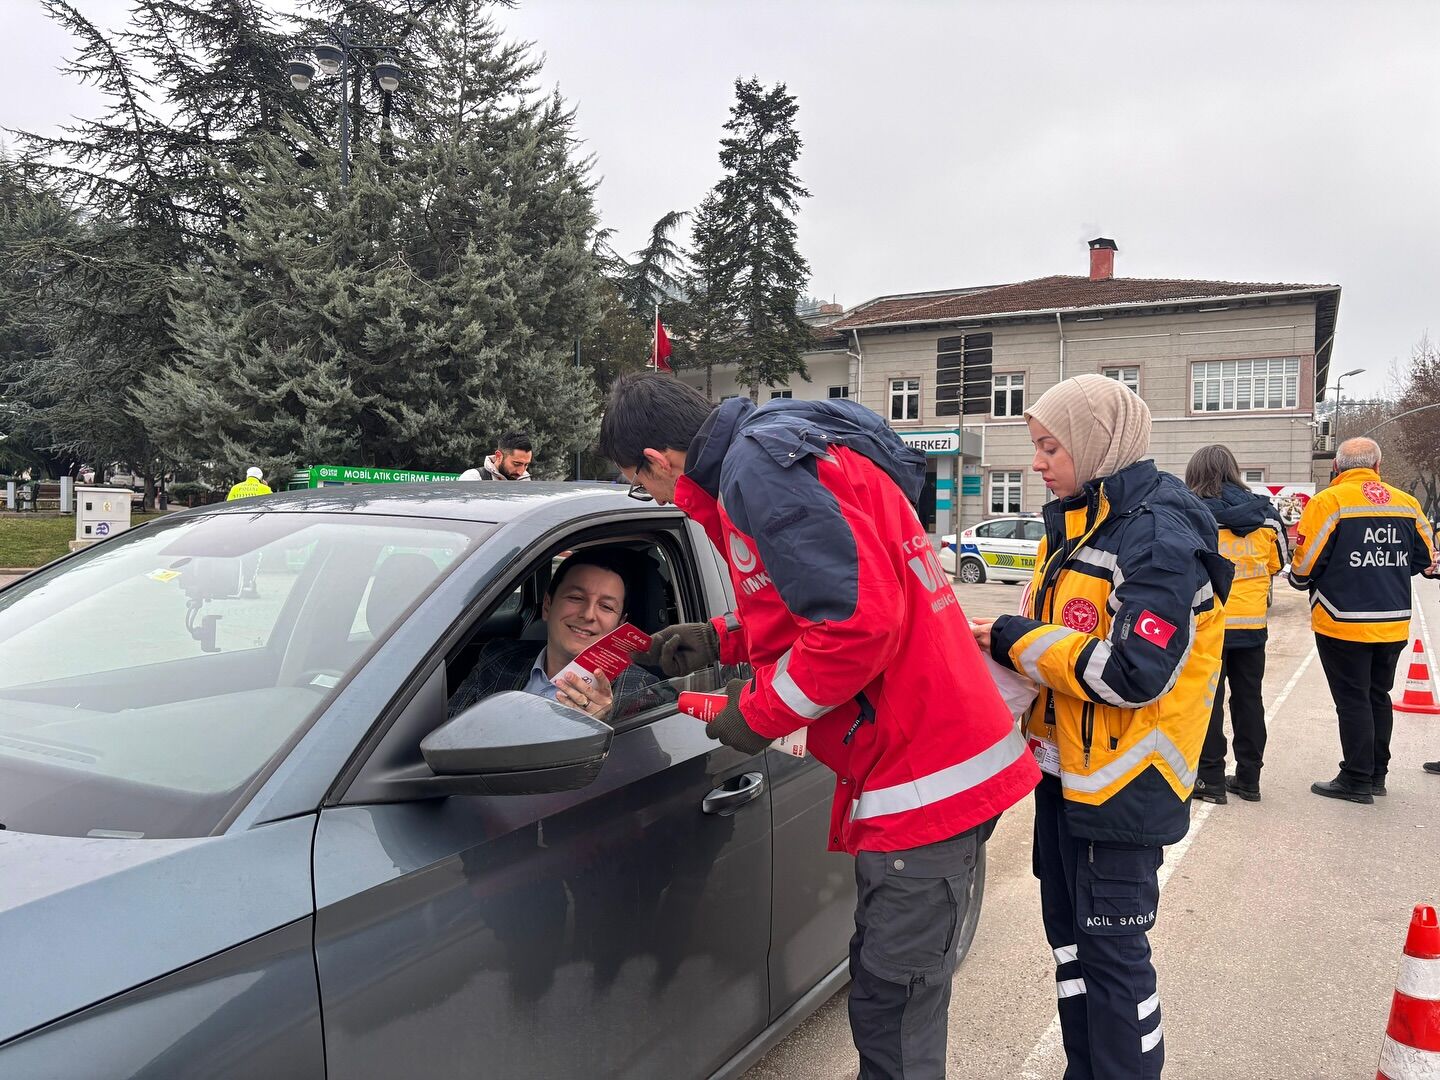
[{"xmin": 6, "ymin": 0, "xmax": 1438, "ymax": 399}]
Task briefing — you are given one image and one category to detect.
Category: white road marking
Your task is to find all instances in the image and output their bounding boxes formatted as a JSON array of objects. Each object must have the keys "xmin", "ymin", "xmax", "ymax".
[{"xmin": 1017, "ymin": 645, "xmax": 1317, "ymax": 1078}]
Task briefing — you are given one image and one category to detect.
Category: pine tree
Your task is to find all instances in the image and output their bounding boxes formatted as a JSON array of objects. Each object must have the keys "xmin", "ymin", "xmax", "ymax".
[
  {"xmin": 140, "ymin": 2, "xmax": 605, "ymax": 482},
  {"xmin": 698, "ymin": 78, "xmax": 812, "ymax": 399}
]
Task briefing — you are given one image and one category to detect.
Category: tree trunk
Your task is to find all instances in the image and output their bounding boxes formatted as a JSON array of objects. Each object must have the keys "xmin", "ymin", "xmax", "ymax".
[
  {"xmin": 705, "ymin": 363, "xmax": 713, "ymax": 401},
  {"xmin": 143, "ymin": 473, "xmax": 157, "ymax": 512}
]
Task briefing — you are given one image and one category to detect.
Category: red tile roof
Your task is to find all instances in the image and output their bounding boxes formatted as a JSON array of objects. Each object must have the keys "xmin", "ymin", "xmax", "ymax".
[{"xmin": 831, "ymin": 275, "xmax": 1339, "ymax": 331}]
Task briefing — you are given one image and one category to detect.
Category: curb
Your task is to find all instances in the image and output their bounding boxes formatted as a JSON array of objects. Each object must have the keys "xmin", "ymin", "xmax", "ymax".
[{"xmin": 0, "ymin": 568, "xmax": 38, "ymax": 575}]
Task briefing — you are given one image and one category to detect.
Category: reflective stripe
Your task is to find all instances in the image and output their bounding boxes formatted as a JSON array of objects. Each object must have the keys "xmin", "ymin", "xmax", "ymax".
[
  {"xmin": 1397, "ymin": 955, "xmax": 1440, "ymax": 1001},
  {"xmin": 1315, "ymin": 592, "xmax": 1412, "ymax": 622},
  {"xmin": 1378, "ymin": 1036, "xmax": 1440, "ymax": 1079},
  {"xmin": 1057, "ymin": 978, "xmax": 1087, "ymax": 999},
  {"xmin": 1061, "ymin": 728, "xmax": 1197, "ymax": 793},
  {"xmin": 1225, "ymin": 614, "xmax": 1268, "ymax": 629},
  {"xmin": 1081, "ymin": 640, "xmax": 1148, "ymax": 708},
  {"xmin": 1017, "ymin": 626, "xmax": 1080, "ymax": 682},
  {"xmin": 1072, "ymin": 548, "xmax": 1119, "ymax": 575},
  {"xmin": 1053, "ymin": 944, "xmax": 1078, "ymax": 965},
  {"xmin": 1141, "ymin": 1023, "xmax": 1164, "ymax": 1054},
  {"xmin": 851, "ymin": 728, "xmax": 1029, "ymax": 821},
  {"xmin": 1193, "ymin": 583, "xmax": 1214, "ymax": 608},
  {"xmin": 771, "ymin": 648, "xmax": 834, "ymax": 720},
  {"xmin": 1138, "ymin": 991, "xmax": 1160, "ymax": 1020}
]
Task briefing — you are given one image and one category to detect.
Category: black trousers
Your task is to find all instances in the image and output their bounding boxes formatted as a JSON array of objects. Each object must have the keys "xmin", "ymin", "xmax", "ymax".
[
  {"xmin": 1315, "ymin": 634, "xmax": 1407, "ymax": 790},
  {"xmin": 1198, "ymin": 644, "xmax": 1268, "ymax": 788},
  {"xmin": 849, "ymin": 830, "xmax": 980, "ymax": 1079},
  {"xmin": 1034, "ymin": 776, "xmax": 1165, "ymax": 1080}
]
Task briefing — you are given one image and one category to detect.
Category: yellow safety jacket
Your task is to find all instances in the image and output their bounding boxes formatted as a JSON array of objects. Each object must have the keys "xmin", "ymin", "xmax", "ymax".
[
  {"xmin": 990, "ymin": 460, "xmax": 1232, "ymax": 846},
  {"xmin": 225, "ymin": 478, "xmax": 273, "ymax": 501},
  {"xmin": 1289, "ymin": 469, "xmax": 1437, "ymax": 643},
  {"xmin": 1200, "ymin": 483, "xmax": 1287, "ymax": 647}
]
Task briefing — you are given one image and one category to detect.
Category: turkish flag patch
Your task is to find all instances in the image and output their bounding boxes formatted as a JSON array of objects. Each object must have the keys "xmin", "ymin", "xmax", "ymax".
[{"xmin": 1134, "ymin": 610, "xmax": 1177, "ymax": 648}]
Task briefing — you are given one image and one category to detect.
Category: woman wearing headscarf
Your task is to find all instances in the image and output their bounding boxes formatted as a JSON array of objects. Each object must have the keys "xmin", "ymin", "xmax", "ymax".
[
  {"xmin": 970, "ymin": 373, "xmax": 1231, "ymax": 1079},
  {"xmin": 1184, "ymin": 445, "xmax": 1288, "ymax": 805}
]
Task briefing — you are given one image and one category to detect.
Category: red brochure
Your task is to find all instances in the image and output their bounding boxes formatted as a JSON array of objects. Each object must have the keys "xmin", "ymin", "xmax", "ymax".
[
  {"xmin": 551, "ymin": 623, "xmax": 652, "ymax": 691},
  {"xmin": 678, "ymin": 691, "xmax": 808, "ymax": 757}
]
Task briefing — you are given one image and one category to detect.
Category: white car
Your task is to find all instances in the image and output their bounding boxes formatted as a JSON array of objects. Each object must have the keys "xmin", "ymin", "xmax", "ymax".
[{"xmin": 940, "ymin": 515, "xmax": 1045, "ymax": 584}]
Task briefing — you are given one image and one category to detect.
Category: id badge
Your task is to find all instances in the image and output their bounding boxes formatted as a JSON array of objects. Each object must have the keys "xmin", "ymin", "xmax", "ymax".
[{"xmin": 1028, "ymin": 734, "xmax": 1061, "ymax": 777}]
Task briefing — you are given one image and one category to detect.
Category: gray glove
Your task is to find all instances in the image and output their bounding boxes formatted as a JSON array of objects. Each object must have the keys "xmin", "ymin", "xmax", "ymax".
[
  {"xmin": 636, "ymin": 621, "xmax": 720, "ymax": 678},
  {"xmin": 706, "ymin": 679, "xmax": 771, "ymax": 755}
]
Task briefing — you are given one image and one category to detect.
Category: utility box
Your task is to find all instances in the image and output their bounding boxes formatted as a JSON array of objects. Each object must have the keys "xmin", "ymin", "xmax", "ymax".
[{"xmin": 75, "ymin": 486, "xmax": 134, "ymax": 545}]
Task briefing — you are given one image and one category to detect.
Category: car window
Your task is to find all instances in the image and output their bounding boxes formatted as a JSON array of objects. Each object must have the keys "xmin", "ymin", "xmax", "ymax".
[
  {"xmin": 444, "ymin": 534, "xmax": 692, "ymax": 731},
  {"xmin": 1021, "ymin": 520, "xmax": 1047, "ymax": 543},
  {"xmin": 0, "ymin": 512, "xmax": 489, "ymax": 839},
  {"xmin": 978, "ymin": 520, "xmax": 1018, "ymax": 540}
]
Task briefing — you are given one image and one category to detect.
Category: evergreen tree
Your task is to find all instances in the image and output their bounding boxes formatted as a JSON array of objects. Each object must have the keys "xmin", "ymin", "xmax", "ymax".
[
  {"xmin": 685, "ymin": 191, "xmax": 741, "ymax": 399},
  {"xmin": 139, "ymin": 2, "xmax": 604, "ymax": 481},
  {"xmin": 696, "ymin": 78, "xmax": 812, "ymax": 399}
]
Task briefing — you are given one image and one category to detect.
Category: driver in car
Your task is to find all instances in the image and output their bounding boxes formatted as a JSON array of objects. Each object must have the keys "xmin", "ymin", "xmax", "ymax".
[{"xmin": 448, "ymin": 549, "xmax": 657, "ymax": 722}]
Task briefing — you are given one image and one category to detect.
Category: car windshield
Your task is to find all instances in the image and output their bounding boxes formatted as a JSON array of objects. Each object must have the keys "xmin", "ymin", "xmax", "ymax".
[{"xmin": 0, "ymin": 511, "xmax": 490, "ymax": 839}]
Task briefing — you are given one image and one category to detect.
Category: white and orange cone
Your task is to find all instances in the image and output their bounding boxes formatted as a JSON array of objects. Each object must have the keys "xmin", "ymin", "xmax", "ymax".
[
  {"xmin": 1395, "ymin": 640, "xmax": 1440, "ymax": 717},
  {"xmin": 1376, "ymin": 903, "xmax": 1440, "ymax": 1080}
]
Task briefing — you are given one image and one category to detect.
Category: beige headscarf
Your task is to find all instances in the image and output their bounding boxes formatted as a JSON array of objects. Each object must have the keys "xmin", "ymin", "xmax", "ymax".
[{"xmin": 1025, "ymin": 373, "xmax": 1152, "ymax": 487}]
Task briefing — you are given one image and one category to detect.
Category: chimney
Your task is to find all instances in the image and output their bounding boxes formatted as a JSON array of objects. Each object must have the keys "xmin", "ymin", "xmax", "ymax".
[{"xmin": 1088, "ymin": 237, "xmax": 1117, "ymax": 282}]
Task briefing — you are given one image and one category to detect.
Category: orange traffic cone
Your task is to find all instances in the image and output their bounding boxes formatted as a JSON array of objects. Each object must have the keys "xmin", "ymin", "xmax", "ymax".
[
  {"xmin": 1376, "ymin": 903, "xmax": 1440, "ymax": 1080},
  {"xmin": 1395, "ymin": 640, "xmax": 1440, "ymax": 716}
]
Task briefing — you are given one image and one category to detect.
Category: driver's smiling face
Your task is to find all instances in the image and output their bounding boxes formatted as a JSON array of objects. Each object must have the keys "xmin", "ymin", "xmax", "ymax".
[{"xmin": 542, "ymin": 565, "xmax": 626, "ymax": 666}]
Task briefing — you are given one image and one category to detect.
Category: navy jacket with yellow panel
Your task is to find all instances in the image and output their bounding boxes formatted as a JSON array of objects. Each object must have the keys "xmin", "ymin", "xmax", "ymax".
[
  {"xmin": 991, "ymin": 460, "xmax": 1233, "ymax": 847},
  {"xmin": 1201, "ymin": 483, "xmax": 1287, "ymax": 648},
  {"xmin": 1288, "ymin": 468, "xmax": 1438, "ymax": 643}
]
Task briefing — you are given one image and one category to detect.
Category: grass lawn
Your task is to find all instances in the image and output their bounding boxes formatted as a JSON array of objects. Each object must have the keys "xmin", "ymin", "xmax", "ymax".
[{"xmin": 0, "ymin": 512, "xmax": 170, "ymax": 569}]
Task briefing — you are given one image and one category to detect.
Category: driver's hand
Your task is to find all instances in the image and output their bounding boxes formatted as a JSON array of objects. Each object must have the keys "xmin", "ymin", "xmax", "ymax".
[{"xmin": 556, "ymin": 670, "xmax": 615, "ymax": 721}]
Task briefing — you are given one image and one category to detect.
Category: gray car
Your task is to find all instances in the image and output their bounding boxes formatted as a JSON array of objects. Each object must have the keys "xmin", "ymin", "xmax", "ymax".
[{"xmin": 0, "ymin": 483, "xmax": 985, "ymax": 1078}]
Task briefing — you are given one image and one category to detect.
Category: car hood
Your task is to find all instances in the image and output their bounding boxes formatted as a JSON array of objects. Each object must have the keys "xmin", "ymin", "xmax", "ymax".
[{"xmin": 0, "ymin": 816, "xmax": 315, "ymax": 1045}]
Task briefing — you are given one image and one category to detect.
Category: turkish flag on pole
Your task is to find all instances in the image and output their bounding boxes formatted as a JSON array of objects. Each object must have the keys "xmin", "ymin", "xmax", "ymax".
[{"xmin": 650, "ymin": 308, "xmax": 673, "ymax": 373}]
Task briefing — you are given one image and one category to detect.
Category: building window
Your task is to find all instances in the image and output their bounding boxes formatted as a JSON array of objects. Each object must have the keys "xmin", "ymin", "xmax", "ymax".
[
  {"xmin": 989, "ymin": 471, "xmax": 1023, "ymax": 515},
  {"xmin": 936, "ymin": 332, "xmax": 993, "ymax": 418},
  {"xmin": 770, "ymin": 389, "xmax": 793, "ymax": 399},
  {"xmin": 1243, "ymin": 469, "xmax": 1265, "ymax": 484},
  {"xmin": 1191, "ymin": 357, "xmax": 1300, "ymax": 412},
  {"xmin": 828, "ymin": 385, "xmax": 850, "ymax": 398},
  {"xmin": 992, "ymin": 373, "xmax": 1025, "ymax": 417},
  {"xmin": 890, "ymin": 378, "xmax": 920, "ymax": 421},
  {"xmin": 1102, "ymin": 366, "xmax": 1140, "ymax": 393}
]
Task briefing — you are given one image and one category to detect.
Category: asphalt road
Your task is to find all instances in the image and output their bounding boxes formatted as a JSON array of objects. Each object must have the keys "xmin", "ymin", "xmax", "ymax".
[{"xmin": 748, "ymin": 574, "xmax": 1440, "ymax": 1080}]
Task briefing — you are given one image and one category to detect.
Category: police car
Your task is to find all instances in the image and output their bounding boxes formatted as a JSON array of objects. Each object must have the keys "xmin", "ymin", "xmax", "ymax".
[{"xmin": 939, "ymin": 514, "xmax": 1045, "ymax": 584}]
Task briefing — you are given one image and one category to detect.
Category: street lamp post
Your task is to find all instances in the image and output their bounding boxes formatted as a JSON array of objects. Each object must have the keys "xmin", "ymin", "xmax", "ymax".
[
  {"xmin": 288, "ymin": 26, "xmax": 403, "ymax": 192},
  {"xmin": 1331, "ymin": 366, "xmax": 1366, "ymax": 441}
]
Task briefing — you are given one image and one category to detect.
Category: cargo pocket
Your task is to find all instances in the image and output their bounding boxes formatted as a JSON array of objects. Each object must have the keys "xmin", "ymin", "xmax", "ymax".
[
  {"xmin": 857, "ymin": 833, "xmax": 977, "ymax": 986},
  {"xmin": 1076, "ymin": 842, "xmax": 1161, "ymax": 937}
]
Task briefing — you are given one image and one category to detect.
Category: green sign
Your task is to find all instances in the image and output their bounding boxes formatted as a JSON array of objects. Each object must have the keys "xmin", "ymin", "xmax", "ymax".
[{"xmin": 307, "ymin": 465, "xmax": 460, "ymax": 486}]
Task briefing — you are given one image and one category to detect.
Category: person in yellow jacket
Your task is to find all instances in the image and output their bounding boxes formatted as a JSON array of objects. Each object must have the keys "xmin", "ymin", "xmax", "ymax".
[
  {"xmin": 226, "ymin": 467, "xmax": 272, "ymax": 597},
  {"xmin": 1184, "ymin": 445, "xmax": 1288, "ymax": 804},
  {"xmin": 226, "ymin": 467, "xmax": 272, "ymax": 501},
  {"xmin": 1290, "ymin": 437, "xmax": 1438, "ymax": 804},
  {"xmin": 971, "ymin": 374, "xmax": 1231, "ymax": 1079}
]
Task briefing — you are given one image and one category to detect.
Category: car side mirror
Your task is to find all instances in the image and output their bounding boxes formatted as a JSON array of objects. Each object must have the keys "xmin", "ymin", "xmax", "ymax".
[{"xmin": 419, "ymin": 691, "xmax": 613, "ymax": 796}]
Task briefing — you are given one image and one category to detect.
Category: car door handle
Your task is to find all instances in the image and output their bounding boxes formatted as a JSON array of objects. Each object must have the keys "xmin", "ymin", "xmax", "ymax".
[{"xmin": 702, "ymin": 771, "xmax": 766, "ymax": 816}]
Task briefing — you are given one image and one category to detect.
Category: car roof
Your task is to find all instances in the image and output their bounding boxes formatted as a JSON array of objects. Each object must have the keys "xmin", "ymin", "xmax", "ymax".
[{"xmin": 169, "ymin": 482, "xmax": 662, "ymax": 525}]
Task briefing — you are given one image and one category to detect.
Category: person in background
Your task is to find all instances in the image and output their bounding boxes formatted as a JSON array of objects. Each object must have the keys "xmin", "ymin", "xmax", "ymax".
[
  {"xmin": 1290, "ymin": 437, "xmax": 1438, "ymax": 803},
  {"xmin": 459, "ymin": 432, "xmax": 533, "ymax": 481},
  {"xmin": 1184, "ymin": 445, "xmax": 1288, "ymax": 804},
  {"xmin": 226, "ymin": 467, "xmax": 272, "ymax": 597},
  {"xmin": 972, "ymin": 373, "xmax": 1231, "ymax": 1080}
]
